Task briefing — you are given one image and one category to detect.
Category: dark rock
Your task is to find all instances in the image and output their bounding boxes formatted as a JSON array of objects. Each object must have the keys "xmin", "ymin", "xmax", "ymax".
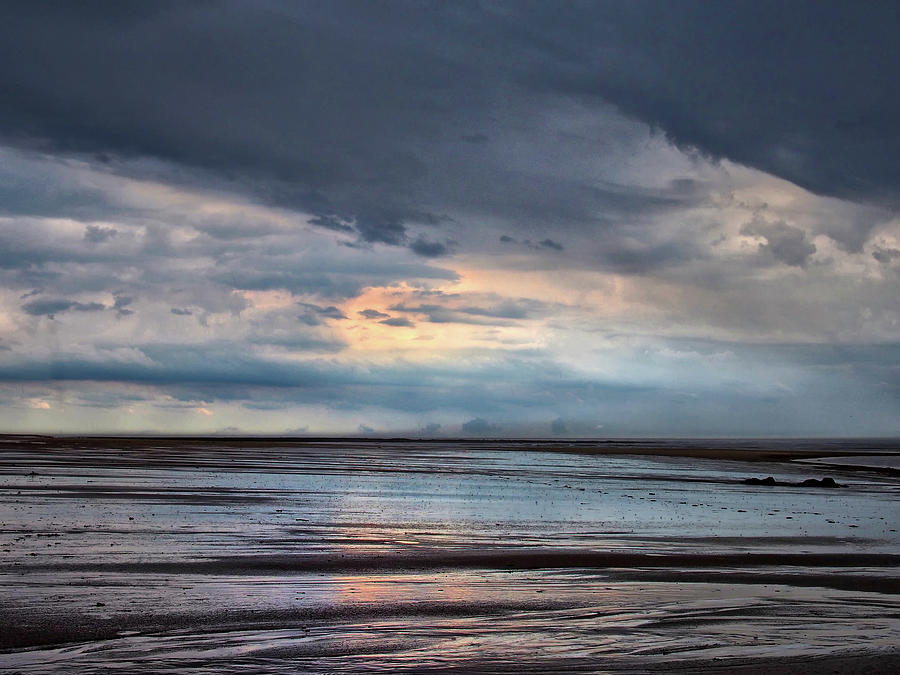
[
  {"xmin": 745, "ymin": 475, "xmax": 842, "ymax": 488},
  {"xmin": 799, "ymin": 477, "xmax": 840, "ymax": 488},
  {"xmin": 743, "ymin": 476, "xmax": 777, "ymax": 485}
]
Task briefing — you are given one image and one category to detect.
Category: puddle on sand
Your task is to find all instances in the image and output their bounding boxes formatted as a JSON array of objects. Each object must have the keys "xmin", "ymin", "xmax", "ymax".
[{"xmin": 3, "ymin": 578, "xmax": 899, "ymax": 673}]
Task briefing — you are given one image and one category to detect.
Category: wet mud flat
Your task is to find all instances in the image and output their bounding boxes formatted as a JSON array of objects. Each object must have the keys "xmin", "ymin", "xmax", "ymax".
[{"xmin": 1, "ymin": 435, "xmax": 899, "ymax": 672}]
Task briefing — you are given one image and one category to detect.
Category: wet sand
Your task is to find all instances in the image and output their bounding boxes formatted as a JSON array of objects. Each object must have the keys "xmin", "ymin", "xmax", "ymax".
[{"xmin": 1, "ymin": 435, "xmax": 898, "ymax": 672}]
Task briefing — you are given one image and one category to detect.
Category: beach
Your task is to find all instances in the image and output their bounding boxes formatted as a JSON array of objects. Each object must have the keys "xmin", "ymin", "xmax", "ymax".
[{"xmin": 1, "ymin": 435, "xmax": 898, "ymax": 672}]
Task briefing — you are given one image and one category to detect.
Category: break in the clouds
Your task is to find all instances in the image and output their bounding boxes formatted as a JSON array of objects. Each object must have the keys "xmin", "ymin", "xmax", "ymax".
[{"xmin": 0, "ymin": 1, "xmax": 898, "ymax": 435}]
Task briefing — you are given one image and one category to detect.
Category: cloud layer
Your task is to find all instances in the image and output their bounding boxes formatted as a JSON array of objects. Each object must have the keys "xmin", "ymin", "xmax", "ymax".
[{"xmin": 0, "ymin": 1, "xmax": 897, "ymax": 435}]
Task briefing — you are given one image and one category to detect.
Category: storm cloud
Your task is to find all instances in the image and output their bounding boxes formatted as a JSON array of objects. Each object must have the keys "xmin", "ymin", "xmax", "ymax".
[
  {"xmin": 741, "ymin": 218, "xmax": 817, "ymax": 268},
  {"xmin": 22, "ymin": 299, "xmax": 106, "ymax": 318},
  {"xmin": 0, "ymin": 2, "xmax": 897, "ymax": 435}
]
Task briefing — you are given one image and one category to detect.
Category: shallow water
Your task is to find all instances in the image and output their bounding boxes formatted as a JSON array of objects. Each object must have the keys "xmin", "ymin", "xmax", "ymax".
[{"xmin": 1, "ymin": 437, "xmax": 898, "ymax": 672}]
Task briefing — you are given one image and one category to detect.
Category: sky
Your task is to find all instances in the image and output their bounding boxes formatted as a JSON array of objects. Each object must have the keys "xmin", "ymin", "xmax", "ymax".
[{"xmin": 0, "ymin": 0, "xmax": 898, "ymax": 437}]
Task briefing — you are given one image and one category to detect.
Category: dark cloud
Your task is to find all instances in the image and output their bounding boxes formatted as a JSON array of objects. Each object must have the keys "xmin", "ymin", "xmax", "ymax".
[
  {"xmin": 297, "ymin": 302, "xmax": 347, "ymax": 326},
  {"xmin": 516, "ymin": 240, "xmax": 565, "ymax": 251},
  {"xmin": 421, "ymin": 422, "xmax": 442, "ymax": 434},
  {"xmin": 22, "ymin": 298, "xmax": 105, "ymax": 318},
  {"xmin": 496, "ymin": 235, "xmax": 569, "ymax": 254},
  {"xmin": 388, "ymin": 295, "xmax": 552, "ymax": 325},
  {"xmin": 409, "ymin": 238, "xmax": 449, "ymax": 258},
  {"xmin": 214, "ymin": 270, "xmax": 361, "ymax": 298},
  {"xmin": 872, "ymin": 245, "xmax": 900, "ymax": 264},
  {"xmin": 317, "ymin": 305, "xmax": 347, "ymax": 320},
  {"xmin": 2, "ymin": 0, "xmax": 893, "ymax": 261},
  {"xmin": 213, "ymin": 259, "xmax": 458, "ymax": 298},
  {"xmin": 539, "ymin": 239, "xmax": 564, "ymax": 251},
  {"xmin": 0, "ymin": 339, "xmax": 897, "ymax": 434},
  {"xmin": 458, "ymin": 303, "xmax": 530, "ymax": 320},
  {"xmin": 217, "ymin": 270, "xmax": 421, "ymax": 299},
  {"xmin": 84, "ymin": 224, "xmax": 118, "ymax": 243},
  {"xmin": 354, "ymin": 213, "xmax": 408, "ymax": 246},
  {"xmin": 598, "ymin": 237, "xmax": 701, "ymax": 274},
  {"xmin": 551, "ymin": 418, "xmax": 567, "ymax": 435},
  {"xmin": 0, "ymin": 343, "xmax": 362, "ymax": 389},
  {"xmin": 112, "ymin": 294, "xmax": 134, "ymax": 317},
  {"xmin": 380, "ymin": 317, "xmax": 415, "ymax": 328},
  {"xmin": 358, "ymin": 309, "xmax": 390, "ymax": 320},
  {"xmin": 388, "ymin": 304, "xmax": 503, "ymax": 326},
  {"xmin": 741, "ymin": 217, "xmax": 816, "ymax": 267},
  {"xmin": 308, "ymin": 215, "xmax": 354, "ymax": 234},
  {"xmin": 530, "ymin": 1, "xmax": 900, "ymax": 208},
  {"xmin": 0, "ymin": 2, "xmax": 461, "ymax": 244},
  {"xmin": 0, "ymin": 2, "xmax": 898, "ymax": 436}
]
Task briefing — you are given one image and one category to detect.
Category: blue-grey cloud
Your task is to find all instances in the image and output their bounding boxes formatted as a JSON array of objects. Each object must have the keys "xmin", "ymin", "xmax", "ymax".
[
  {"xmin": 379, "ymin": 317, "xmax": 415, "ymax": 328},
  {"xmin": 0, "ymin": 339, "xmax": 897, "ymax": 434},
  {"xmin": 528, "ymin": 1, "xmax": 900, "ymax": 209},
  {"xmin": 458, "ymin": 303, "xmax": 530, "ymax": 320},
  {"xmin": 2, "ymin": 1, "xmax": 893, "ymax": 258},
  {"xmin": 309, "ymin": 304, "xmax": 347, "ymax": 320},
  {"xmin": 0, "ymin": 2, "xmax": 898, "ymax": 436},
  {"xmin": 741, "ymin": 217, "xmax": 816, "ymax": 267},
  {"xmin": 388, "ymin": 296, "xmax": 554, "ymax": 325},
  {"xmin": 22, "ymin": 298, "xmax": 106, "ymax": 318},
  {"xmin": 358, "ymin": 309, "xmax": 390, "ymax": 320},
  {"xmin": 539, "ymin": 239, "xmax": 564, "ymax": 251},
  {"xmin": 112, "ymin": 294, "xmax": 134, "ymax": 317},
  {"xmin": 872, "ymin": 245, "xmax": 900, "ymax": 265},
  {"xmin": 387, "ymin": 304, "xmax": 508, "ymax": 326},
  {"xmin": 409, "ymin": 238, "xmax": 449, "ymax": 258},
  {"xmin": 211, "ymin": 260, "xmax": 458, "ymax": 299},
  {"xmin": 297, "ymin": 302, "xmax": 347, "ymax": 326},
  {"xmin": 309, "ymin": 215, "xmax": 354, "ymax": 234},
  {"xmin": 84, "ymin": 224, "xmax": 118, "ymax": 243}
]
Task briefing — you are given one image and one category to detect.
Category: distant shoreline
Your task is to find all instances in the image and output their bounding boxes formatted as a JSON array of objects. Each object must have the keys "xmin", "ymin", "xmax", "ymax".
[{"xmin": 3, "ymin": 433, "xmax": 899, "ymax": 464}]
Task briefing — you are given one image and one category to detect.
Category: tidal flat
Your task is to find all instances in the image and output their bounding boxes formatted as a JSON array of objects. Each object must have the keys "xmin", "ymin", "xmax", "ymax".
[{"xmin": 1, "ymin": 436, "xmax": 898, "ymax": 673}]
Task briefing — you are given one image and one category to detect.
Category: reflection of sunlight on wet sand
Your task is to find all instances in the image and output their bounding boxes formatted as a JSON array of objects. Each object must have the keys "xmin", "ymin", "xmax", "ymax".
[
  {"xmin": 326, "ymin": 466, "xmax": 509, "ymax": 553},
  {"xmin": 330, "ymin": 572, "xmax": 473, "ymax": 606},
  {"xmin": 328, "ymin": 484, "xmax": 479, "ymax": 607}
]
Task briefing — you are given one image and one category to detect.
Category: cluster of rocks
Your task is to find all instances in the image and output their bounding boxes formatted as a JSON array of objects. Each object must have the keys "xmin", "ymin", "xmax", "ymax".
[{"xmin": 743, "ymin": 476, "xmax": 841, "ymax": 488}]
